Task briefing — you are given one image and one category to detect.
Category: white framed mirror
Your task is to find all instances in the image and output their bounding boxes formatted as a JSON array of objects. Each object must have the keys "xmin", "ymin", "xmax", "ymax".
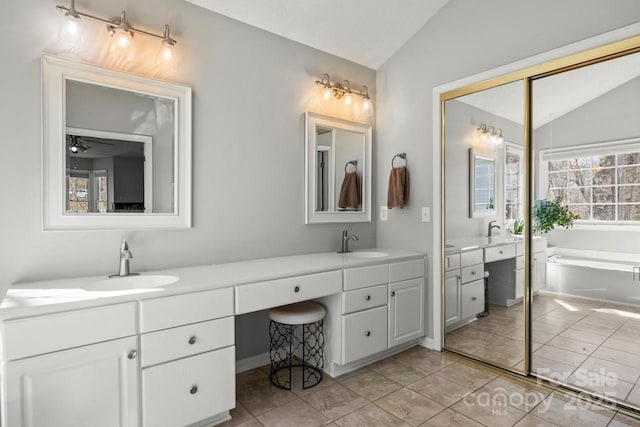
[
  {"xmin": 469, "ymin": 148, "xmax": 497, "ymax": 218},
  {"xmin": 305, "ymin": 112, "xmax": 372, "ymax": 224},
  {"xmin": 42, "ymin": 55, "xmax": 192, "ymax": 230}
]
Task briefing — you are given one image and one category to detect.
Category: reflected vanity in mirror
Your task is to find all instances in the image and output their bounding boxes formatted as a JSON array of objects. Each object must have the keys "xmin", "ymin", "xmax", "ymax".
[
  {"xmin": 42, "ymin": 55, "xmax": 191, "ymax": 229},
  {"xmin": 469, "ymin": 149, "xmax": 497, "ymax": 217},
  {"xmin": 305, "ymin": 112, "xmax": 371, "ymax": 223}
]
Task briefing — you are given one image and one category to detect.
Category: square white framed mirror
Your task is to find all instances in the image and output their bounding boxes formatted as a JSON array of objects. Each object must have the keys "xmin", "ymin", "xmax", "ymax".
[
  {"xmin": 305, "ymin": 112, "xmax": 372, "ymax": 224},
  {"xmin": 42, "ymin": 55, "xmax": 192, "ymax": 230},
  {"xmin": 469, "ymin": 148, "xmax": 497, "ymax": 218}
]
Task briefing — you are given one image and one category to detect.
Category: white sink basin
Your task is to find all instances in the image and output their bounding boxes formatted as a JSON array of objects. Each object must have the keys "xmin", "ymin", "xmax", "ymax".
[
  {"xmin": 86, "ymin": 274, "xmax": 179, "ymax": 291},
  {"xmin": 347, "ymin": 251, "xmax": 389, "ymax": 259}
]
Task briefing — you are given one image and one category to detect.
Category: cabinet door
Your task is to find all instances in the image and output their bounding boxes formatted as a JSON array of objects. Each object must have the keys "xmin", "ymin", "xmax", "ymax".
[
  {"xmin": 5, "ymin": 336, "xmax": 139, "ymax": 427},
  {"xmin": 388, "ymin": 278, "xmax": 424, "ymax": 347},
  {"xmin": 460, "ymin": 279, "xmax": 485, "ymax": 320},
  {"xmin": 445, "ymin": 273, "xmax": 461, "ymax": 327}
]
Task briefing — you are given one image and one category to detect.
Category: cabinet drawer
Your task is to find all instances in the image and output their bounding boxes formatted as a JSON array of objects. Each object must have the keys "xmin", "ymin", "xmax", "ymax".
[
  {"xmin": 341, "ymin": 306, "xmax": 388, "ymax": 364},
  {"xmin": 389, "ymin": 259, "xmax": 424, "ymax": 283},
  {"xmin": 141, "ymin": 317, "xmax": 234, "ymax": 367},
  {"xmin": 461, "ymin": 264, "xmax": 484, "ymax": 284},
  {"xmin": 460, "ymin": 279, "xmax": 485, "ymax": 319},
  {"xmin": 484, "ymin": 244, "xmax": 516, "ymax": 263},
  {"xmin": 142, "ymin": 346, "xmax": 235, "ymax": 427},
  {"xmin": 140, "ymin": 288, "xmax": 233, "ymax": 333},
  {"xmin": 445, "ymin": 253, "xmax": 461, "ymax": 271},
  {"xmin": 515, "ymin": 255, "xmax": 525, "ymax": 270},
  {"xmin": 236, "ymin": 270, "xmax": 341, "ymax": 314},
  {"xmin": 3, "ymin": 302, "xmax": 136, "ymax": 361},
  {"xmin": 342, "ymin": 285, "xmax": 388, "ymax": 314},
  {"xmin": 461, "ymin": 250, "xmax": 483, "ymax": 268},
  {"xmin": 343, "ymin": 264, "xmax": 388, "ymax": 291}
]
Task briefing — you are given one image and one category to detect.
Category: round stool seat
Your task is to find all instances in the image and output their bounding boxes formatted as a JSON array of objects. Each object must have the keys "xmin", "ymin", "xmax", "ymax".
[{"xmin": 269, "ymin": 301, "xmax": 326, "ymax": 325}]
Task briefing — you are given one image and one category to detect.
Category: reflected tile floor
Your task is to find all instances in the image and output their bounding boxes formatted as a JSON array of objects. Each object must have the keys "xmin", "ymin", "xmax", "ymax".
[
  {"xmin": 446, "ymin": 292, "xmax": 640, "ymax": 407},
  {"xmin": 220, "ymin": 346, "xmax": 640, "ymax": 427}
]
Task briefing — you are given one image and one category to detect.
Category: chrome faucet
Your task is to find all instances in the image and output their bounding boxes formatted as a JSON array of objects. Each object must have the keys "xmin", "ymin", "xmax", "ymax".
[
  {"xmin": 110, "ymin": 240, "xmax": 139, "ymax": 278},
  {"xmin": 488, "ymin": 220, "xmax": 501, "ymax": 237},
  {"xmin": 338, "ymin": 228, "xmax": 359, "ymax": 253}
]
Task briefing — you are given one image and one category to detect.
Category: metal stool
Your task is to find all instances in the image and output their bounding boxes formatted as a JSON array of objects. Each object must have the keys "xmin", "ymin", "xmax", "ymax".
[{"xmin": 269, "ymin": 301, "xmax": 325, "ymax": 390}]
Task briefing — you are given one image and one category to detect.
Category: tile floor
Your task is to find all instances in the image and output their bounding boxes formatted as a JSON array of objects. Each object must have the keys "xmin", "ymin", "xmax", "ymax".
[
  {"xmin": 446, "ymin": 292, "xmax": 640, "ymax": 405},
  {"xmin": 221, "ymin": 345, "xmax": 640, "ymax": 427}
]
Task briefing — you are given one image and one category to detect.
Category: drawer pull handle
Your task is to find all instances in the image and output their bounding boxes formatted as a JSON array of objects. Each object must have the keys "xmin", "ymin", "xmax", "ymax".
[
  {"xmin": 190, "ymin": 385, "xmax": 198, "ymax": 395},
  {"xmin": 365, "ymin": 331, "xmax": 371, "ymax": 337},
  {"xmin": 294, "ymin": 286, "xmax": 300, "ymax": 293},
  {"xmin": 471, "ymin": 271, "xmax": 476, "ymax": 275},
  {"xmin": 188, "ymin": 336, "xmax": 197, "ymax": 345},
  {"xmin": 471, "ymin": 297, "xmax": 477, "ymax": 301},
  {"xmin": 499, "ymin": 250, "xmax": 503, "ymax": 254},
  {"xmin": 127, "ymin": 350, "xmax": 137, "ymax": 360},
  {"xmin": 365, "ymin": 295, "xmax": 371, "ymax": 301},
  {"xmin": 391, "ymin": 291, "xmax": 396, "ymax": 297}
]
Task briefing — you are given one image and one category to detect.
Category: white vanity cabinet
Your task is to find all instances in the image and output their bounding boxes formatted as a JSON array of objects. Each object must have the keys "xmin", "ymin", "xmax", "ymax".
[
  {"xmin": 445, "ymin": 250, "xmax": 485, "ymax": 331},
  {"xmin": 139, "ymin": 288, "xmax": 235, "ymax": 427},
  {"xmin": 321, "ymin": 258, "xmax": 425, "ymax": 375},
  {"xmin": 532, "ymin": 239, "xmax": 548, "ymax": 293},
  {"xmin": 3, "ymin": 303, "xmax": 139, "ymax": 427}
]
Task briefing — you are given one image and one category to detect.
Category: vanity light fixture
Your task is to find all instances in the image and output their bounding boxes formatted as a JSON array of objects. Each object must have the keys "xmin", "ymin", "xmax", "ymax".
[
  {"xmin": 315, "ymin": 74, "xmax": 374, "ymax": 117},
  {"xmin": 477, "ymin": 123, "xmax": 504, "ymax": 145},
  {"xmin": 56, "ymin": 1, "xmax": 178, "ymax": 65}
]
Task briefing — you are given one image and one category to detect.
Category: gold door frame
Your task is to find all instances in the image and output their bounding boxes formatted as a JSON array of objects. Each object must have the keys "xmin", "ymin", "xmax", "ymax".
[{"xmin": 440, "ymin": 33, "xmax": 640, "ymax": 410}]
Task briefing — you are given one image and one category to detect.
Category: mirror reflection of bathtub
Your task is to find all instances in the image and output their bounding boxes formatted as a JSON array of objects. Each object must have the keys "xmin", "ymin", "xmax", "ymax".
[{"xmin": 547, "ymin": 248, "xmax": 640, "ymax": 304}]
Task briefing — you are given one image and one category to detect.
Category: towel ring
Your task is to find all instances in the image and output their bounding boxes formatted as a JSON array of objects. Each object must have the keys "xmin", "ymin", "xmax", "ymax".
[
  {"xmin": 345, "ymin": 160, "xmax": 358, "ymax": 173},
  {"xmin": 392, "ymin": 153, "xmax": 407, "ymax": 168}
]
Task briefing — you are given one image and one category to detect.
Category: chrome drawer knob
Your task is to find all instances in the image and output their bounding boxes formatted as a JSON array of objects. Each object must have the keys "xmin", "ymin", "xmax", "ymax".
[
  {"xmin": 365, "ymin": 295, "xmax": 371, "ymax": 301},
  {"xmin": 471, "ymin": 271, "xmax": 476, "ymax": 275},
  {"xmin": 471, "ymin": 297, "xmax": 477, "ymax": 301},
  {"xmin": 365, "ymin": 331, "xmax": 371, "ymax": 337},
  {"xmin": 188, "ymin": 336, "xmax": 197, "ymax": 345},
  {"xmin": 127, "ymin": 350, "xmax": 137, "ymax": 360},
  {"xmin": 190, "ymin": 385, "xmax": 198, "ymax": 395},
  {"xmin": 499, "ymin": 250, "xmax": 503, "ymax": 254},
  {"xmin": 294, "ymin": 286, "xmax": 300, "ymax": 293},
  {"xmin": 390, "ymin": 291, "xmax": 396, "ymax": 297}
]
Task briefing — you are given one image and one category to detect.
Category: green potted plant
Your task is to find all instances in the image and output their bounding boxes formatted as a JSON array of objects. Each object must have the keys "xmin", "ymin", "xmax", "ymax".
[
  {"xmin": 533, "ymin": 197, "xmax": 580, "ymax": 233},
  {"xmin": 511, "ymin": 218, "xmax": 524, "ymax": 235}
]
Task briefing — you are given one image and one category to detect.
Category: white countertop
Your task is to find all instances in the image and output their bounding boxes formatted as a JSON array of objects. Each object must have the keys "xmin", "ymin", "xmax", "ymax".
[
  {"xmin": 446, "ymin": 235, "xmax": 545, "ymax": 253},
  {"xmin": 1, "ymin": 248, "xmax": 424, "ymax": 319}
]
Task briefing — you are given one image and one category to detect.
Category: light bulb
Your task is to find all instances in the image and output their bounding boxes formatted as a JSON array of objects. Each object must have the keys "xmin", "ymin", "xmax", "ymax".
[
  {"xmin": 110, "ymin": 29, "xmax": 135, "ymax": 61},
  {"xmin": 59, "ymin": 16, "xmax": 84, "ymax": 51},
  {"xmin": 156, "ymin": 25, "xmax": 177, "ymax": 72},
  {"xmin": 345, "ymin": 92, "xmax": 353, "ymax": 106},
  {"xmin": 323, "ymin": 86, "xmax": 332, "ymax": 100},
  {"xmin": 362, "ymin": 97, "xmax": 373, "ymax": 117}
]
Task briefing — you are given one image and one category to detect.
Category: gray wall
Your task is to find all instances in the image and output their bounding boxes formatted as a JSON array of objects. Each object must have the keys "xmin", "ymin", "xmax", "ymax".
[
  {"xmin": 0, "ymin": 0, "xmax": 375, "ymax": 360},
  {"xmin": 534, "ymin": 75, "xmax": 640, "ymax": 253},
  {"xmin": 375, "ymin": 0, "xmax": 640, "ymax": 340},
  {"xmin": 445, "ymin": 99, "xmax": 524, "ymax": 239}
]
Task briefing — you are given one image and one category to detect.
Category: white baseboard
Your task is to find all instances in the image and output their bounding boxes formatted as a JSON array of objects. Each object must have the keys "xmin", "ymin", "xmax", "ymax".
[
  {"xmin": 236, "ymin": 352, "xmax": 270, "ymax": 373},
  {"xmin": 419, "ymin": 337, "xmax": 436, "ymax": 350}
]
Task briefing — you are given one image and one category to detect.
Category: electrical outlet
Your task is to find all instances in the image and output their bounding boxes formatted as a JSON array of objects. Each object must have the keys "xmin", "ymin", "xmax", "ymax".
[
  {"xmin": 421, "ymin": 207, "xmax": 431, "ymax": 222},
  {"xmin": 380, "ymin": 206, "xmax": 388, "ymax": 221}
]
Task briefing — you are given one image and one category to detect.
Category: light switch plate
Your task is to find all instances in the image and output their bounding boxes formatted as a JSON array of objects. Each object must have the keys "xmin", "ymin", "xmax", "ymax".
[
  {"xmin": 380, "ymin": 206, "xmax": 388, "ymax": 221},
  {"xmin": 422, "ymin": 207, "xmax": 431, "ymax": 222}
]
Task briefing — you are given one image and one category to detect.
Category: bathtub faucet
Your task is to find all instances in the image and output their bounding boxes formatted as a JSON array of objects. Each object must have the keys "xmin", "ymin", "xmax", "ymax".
[{"xmin": 488, "ymin": 220, "xmax": 501, "ymax": 237}]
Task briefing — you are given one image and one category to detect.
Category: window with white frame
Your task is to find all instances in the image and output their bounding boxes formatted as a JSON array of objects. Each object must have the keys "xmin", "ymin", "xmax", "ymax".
[
  {"xmin": 540, "ymin": 139, "xmax": 640, "ymax": 223},
  {"xmin": 504, "ymin": 143, "xmax": 524, "ymax": 222}
]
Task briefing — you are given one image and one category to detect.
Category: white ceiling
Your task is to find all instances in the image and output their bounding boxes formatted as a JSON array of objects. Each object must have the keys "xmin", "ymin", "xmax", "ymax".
[
  {"xmin": 456, "ymin": 52, "xmax": 640, "ymax": 129},
  {"xmin": 184, "ymin": 0, "xmax": 449, "ymax": 69}
]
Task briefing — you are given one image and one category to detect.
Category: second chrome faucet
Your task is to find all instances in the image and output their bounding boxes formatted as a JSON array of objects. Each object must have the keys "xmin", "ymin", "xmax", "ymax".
[{"xmin": 338, "ymin": 228, "xmax": 359, "ymax": 253}]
